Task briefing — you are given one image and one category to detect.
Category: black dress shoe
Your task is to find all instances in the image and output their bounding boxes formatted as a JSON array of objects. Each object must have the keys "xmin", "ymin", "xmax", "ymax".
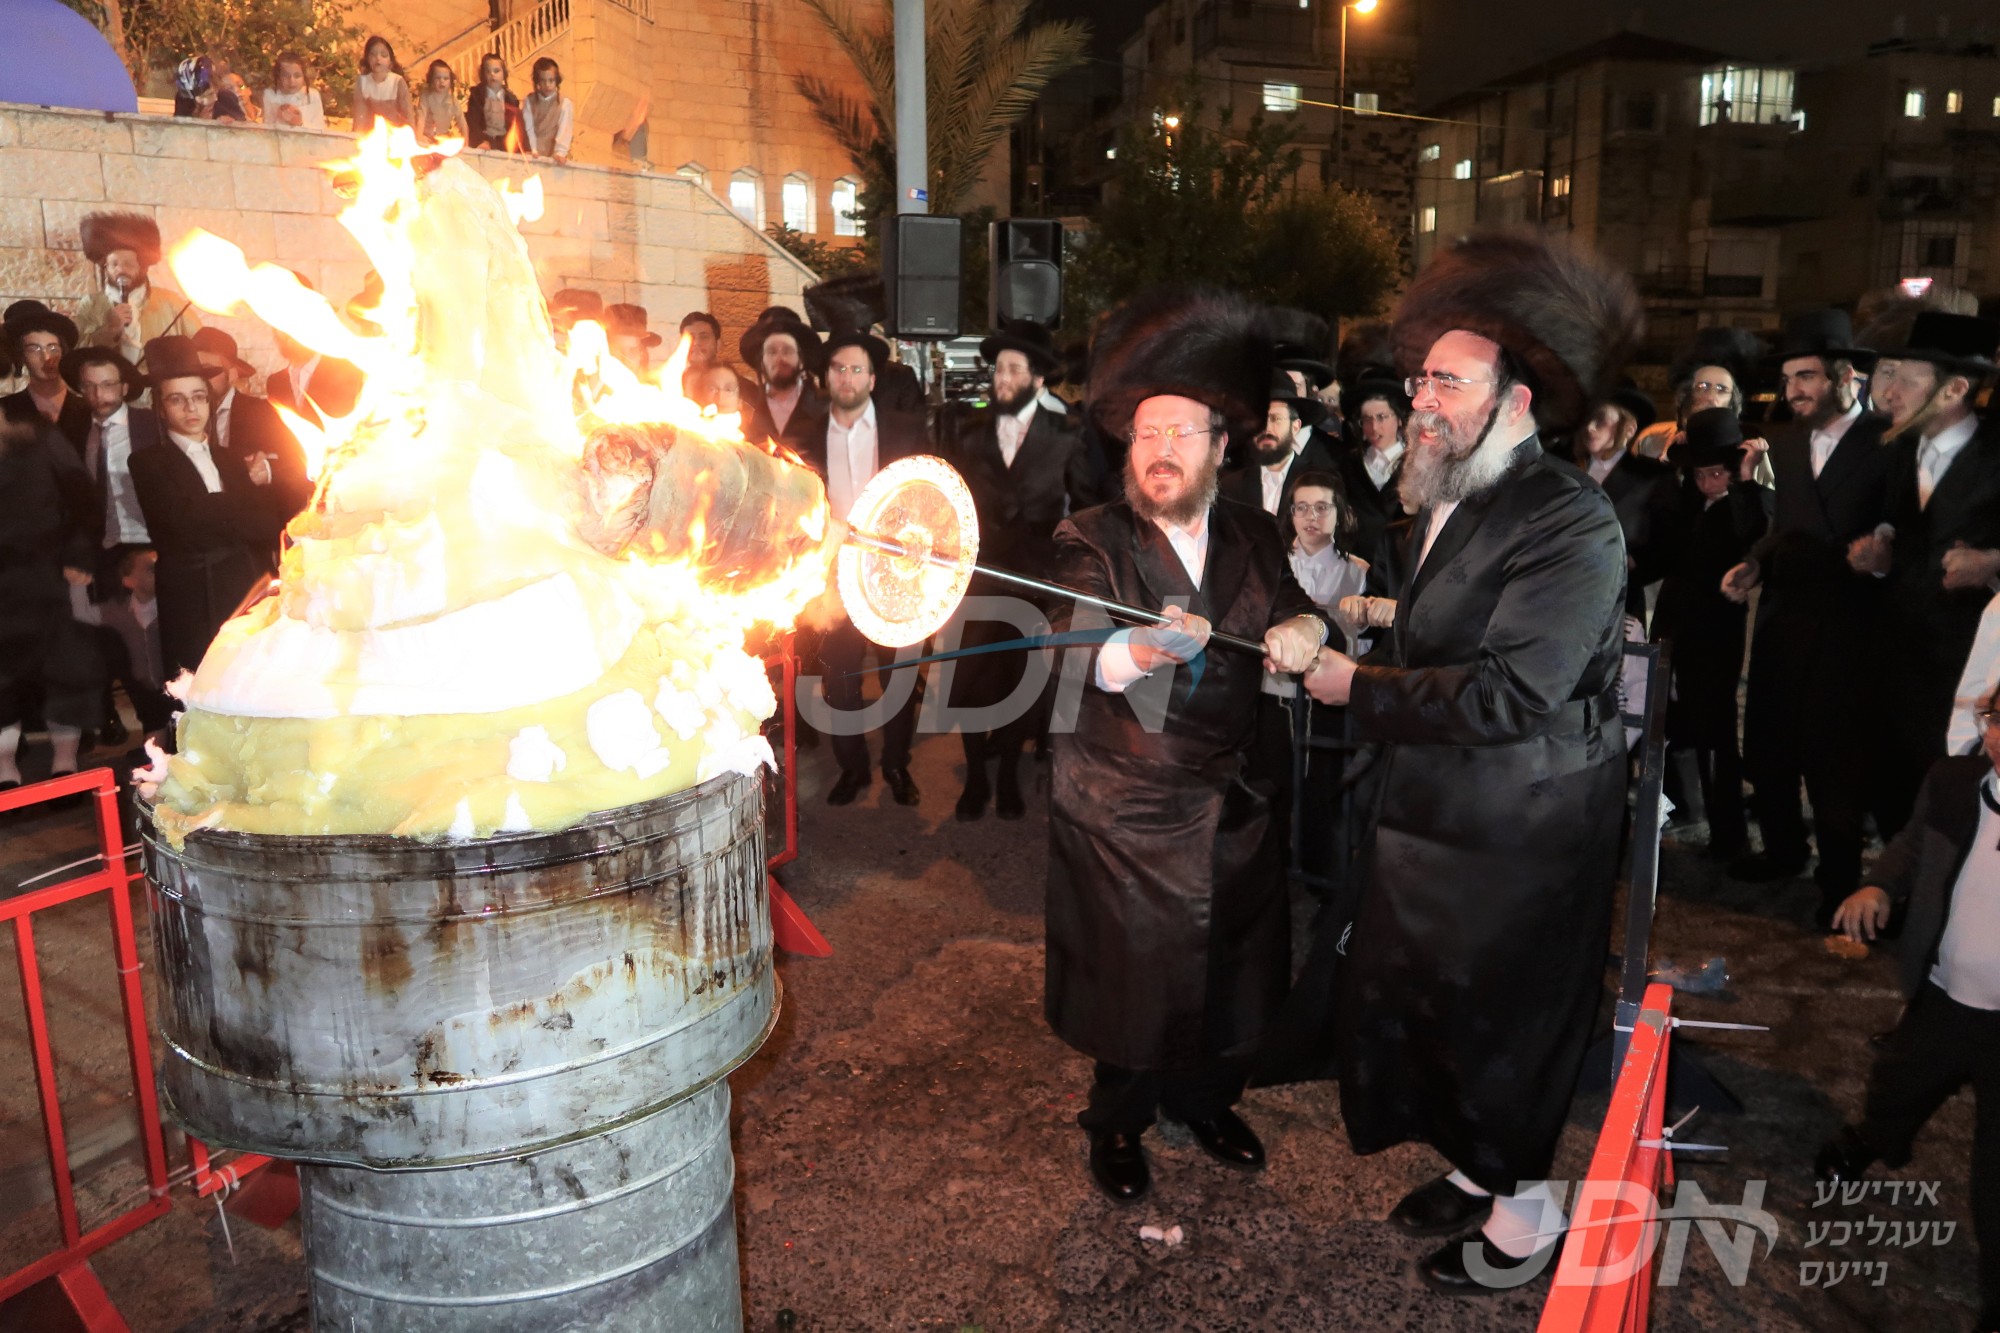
[
  {"xmin": 98, "ymin": 716, "xmax": 129, "ymax": 749},
  {"xmin": 1088, "ymin": 1131, "xmax": 1150, "ymax": 1202},
  {"xmin": 1814, "ymin": 1125, "xmax": 1877, "ymax": 1184},
  {"xmin": 955, "ymin": 774, "xmax": 989, "ymax": 821},
  {"xmin": 883, "ymin": 768, "xmax": 920, "ymax": 807},
  {"xmin": 994, "ymin": 761, "xmax": 1025, "ymax": 820},
  {"xmin": 1388, "ymin": 1174, "xmax": 1494, "ymax": 1237},
  {"xmin": 1418, "ymin": 1231, "xmax": 1563, "ymax": 1295},
  {"xmin": 1728, "ymin": 851, "xmax": 1808, "ymax": 883},
  {"xmin": 826, "ymin": 769, "xmax": 870, "ymax": 806},
  {"xmin": 1172, "ymin": 1109, "xmax": 1265, "ymax": 1170}
]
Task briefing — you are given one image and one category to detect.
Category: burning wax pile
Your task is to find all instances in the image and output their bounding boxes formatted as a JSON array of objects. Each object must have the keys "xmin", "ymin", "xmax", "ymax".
[{"xmin": 143, "ymin": 129, "xmax": 834, "ymax": 842}]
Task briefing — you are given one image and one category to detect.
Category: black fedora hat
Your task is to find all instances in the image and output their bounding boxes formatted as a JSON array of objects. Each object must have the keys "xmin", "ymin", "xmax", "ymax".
[
  {"xmin": 61, "ymin": 346, "xmax": 143, "ymax": 400},
  {"xmin": 1607, "ymin": 380, "xmax": 1658, "ymax": 433},
  {"xmin": 980, "ymin": 318, "xmax": 1060, "ymax": 376},
  {"xmin": 1871, "ymin": 310, "xmax": 1999, "ymax": 378},
  {"xmin": 823, "ymin": 326, "xmax": 890, "ymax": 377},
  {"xmin": 605, "ymin": 304, "xmax": 663, "ymax": 347},
  {"xmin": 144, "ymin": 335, "xmax": 209, "ymax": 388},
  {"xmin": 1670, "ymin": 326, "xmax": 1764, "ymax": 391},
  {"xmin": 803, "ymin": 273, "xmax": 886, "ymax": 334},
  {"xmin": 1267, "ymin": 368, "xmax": 1328, "ymax": 428},
  {"xmin": 1339, "ymin": 373, "xmax": 1407, "ymax": 424},
  {"xmin": 1774, "ymin": 308, "xmax": 1875, "ymax": 371},
  {"xmin": 1268, "ymin": 306, "xmax": 1334, "ymax": 388},
  {"xmin": 739, "ymin": 311, "xmax": 823, "ymax": 373},
  {"xmin": 192, "ymin": 326, "xmax": 256, "ymax": 378},
  {"xmin": 8, "ymin": 307, "xmax": 80, "ymax": 351},
  {"xmin": 1678, "ymin": 407, "xmax": 1746, "ymax": 471}
]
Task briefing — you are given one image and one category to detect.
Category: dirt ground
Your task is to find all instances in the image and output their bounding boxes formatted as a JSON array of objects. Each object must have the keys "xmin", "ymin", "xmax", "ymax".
[{"xmin": 0, "ymin": 722, "xmax": 1983, "ymax": 1332}]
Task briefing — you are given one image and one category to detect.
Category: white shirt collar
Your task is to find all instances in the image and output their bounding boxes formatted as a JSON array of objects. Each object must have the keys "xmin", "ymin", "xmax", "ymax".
[
  {"xmin": 1924, "ymin": 412, "xmax": 1980, "ymax": 456},
  {"xmin": 829, "ymin": 398, "xmax": 876, "ymax": 437},
  {"xmin": 1812, "ymin": 400, "xmax": 1864, "ymax": 445},
  {"xmin": 167, "ymin": 430, "xmax": 209, "ymax": 452},
  {"xmin": 103, "ymin": 403, "xmax": 129, "ymax": 430}
]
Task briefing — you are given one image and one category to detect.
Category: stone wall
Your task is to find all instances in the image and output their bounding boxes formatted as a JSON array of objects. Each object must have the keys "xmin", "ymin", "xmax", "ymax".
[{"xmin": 0, "ymin": 101, "xmax": 816, "ymax": 381}]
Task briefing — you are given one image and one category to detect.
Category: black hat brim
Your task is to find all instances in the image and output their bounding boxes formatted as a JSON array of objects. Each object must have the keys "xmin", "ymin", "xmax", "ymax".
[{"xmin": 979, "ymin": 331, "xmax": 1059, "ymax": 374}]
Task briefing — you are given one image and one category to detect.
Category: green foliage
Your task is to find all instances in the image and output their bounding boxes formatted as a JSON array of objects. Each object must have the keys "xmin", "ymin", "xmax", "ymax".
[
  {"xmin": 764, "ymin": 225, "xmax": 872, "ymax": 281},
  {"xmin": 1067, "ymin": 89, "xmax": 1402, "ymax": 330},
  {"xmin": 67, "ymin": 0, "xmax": 365, "ymax": 117}
]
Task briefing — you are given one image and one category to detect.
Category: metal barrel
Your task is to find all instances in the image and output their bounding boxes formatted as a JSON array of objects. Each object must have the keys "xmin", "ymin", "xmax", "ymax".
[
  {"xmin": 139, "ymin": 769, "xmax": 772, "ymax": 1329},
  {"xmin": 300, "ymin": 1082, "xmax": 741, "ymax": 1332},
  {"xmin": 140, "ymin": 770, "xmax": 773, "ymax": 1167}
]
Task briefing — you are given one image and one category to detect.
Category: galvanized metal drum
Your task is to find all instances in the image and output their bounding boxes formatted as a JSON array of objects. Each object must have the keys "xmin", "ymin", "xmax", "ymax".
[
  {"xmin": 300, "ymin": 1082, "xmax": 741, "ymax": 1331},
  {"xmin": 140, "ymin": 769, "xmax": 774, "ymax": 1167}
]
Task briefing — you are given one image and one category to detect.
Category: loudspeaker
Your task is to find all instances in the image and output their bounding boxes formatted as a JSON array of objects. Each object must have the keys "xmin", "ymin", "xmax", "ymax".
[
  {"xmin": 989, "ymin": 219, "xmax": 1063, "ymax": 328},
  {"xmin": 881, "ymin": 214, "xmax": 962, "ymax": 340}
]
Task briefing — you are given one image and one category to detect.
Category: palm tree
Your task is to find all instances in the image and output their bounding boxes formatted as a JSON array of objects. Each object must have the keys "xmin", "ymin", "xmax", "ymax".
[{"xmin": 794, "ymin": 0, "xmax": 1089, "ymax": 221}]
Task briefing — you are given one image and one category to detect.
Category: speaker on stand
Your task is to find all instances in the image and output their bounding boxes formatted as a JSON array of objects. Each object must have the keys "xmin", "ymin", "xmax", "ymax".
[
  {"xmin": 988, "ymin": 218, "xmax": 1064, "ymax": 328},
  {"xmin": 881, "ymin": 214, "xmax": 963, "ymax": 340}
]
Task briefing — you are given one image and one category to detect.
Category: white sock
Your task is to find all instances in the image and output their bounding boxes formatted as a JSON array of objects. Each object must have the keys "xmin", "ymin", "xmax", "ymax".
[
  {"xmin": 1446, "ymin": 1169, "xmax": 1491, "ymax": 1198},
  {"xmin": 49, "ymin": 724, "xmax": 82, "ymax": 775},
  {"xmin": 0, "ymin": 724, "xmax": 19, "ymax": 784},
  {"xmin": 1482, "ymin": 1182, "xmax": 1568, "ymax": 1259}
]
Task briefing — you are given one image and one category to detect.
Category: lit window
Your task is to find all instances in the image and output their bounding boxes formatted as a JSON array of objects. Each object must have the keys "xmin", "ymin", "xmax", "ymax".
[
  {"xmin": 1551, "ymin": 174, "xmax": 1571, "ymax": 198},
  {"xmin": 676, "ymin": 162, "xmax": 708, "ymax": 190},
  {"xmin": 1353, "ymin": 92, "xmax": 1380, "ymax": 116},
  {"xmin": 1419, "ymin": 142, "xmax": 1440, "ymax": 162},
  {"xmin": 1993, "ymin": 95, "xmax": 2000, "ymax": 116},
  {"xmin": 728, "ymin": 169, "xmax": 761, "ymax": 225},
  {"xmin": 1452, "ymin": 158, "xmax": 1472, "ymax": 180},
  {"xmin": 1263, "ymin": 82, "xmax": 1300, "ymax": 113},
  {"xmin": 782, "ymin": 173, "xmax": 813, "ymax": 232},
  {"xmin": 1697, "ymin": 66, "xmax": 1797, "ymax": 126},
  {"xmin": 1419, "ymin": 206, "xmax": 1436, "ymax": 233},
  {"xmin": 1105, "ymin": 146, "xmax": 1117, "ymax": 160},
  {"xmin": 830, "ymin": 177, "xmax": 861, "ymax": 238},
  {"xmin": 1904, "ymin": 89, "xmax": 1926, "ymax": 118},
  {"xmin": 1946, "ymin": 89, "xmax": 1963, "ymax": 114}
]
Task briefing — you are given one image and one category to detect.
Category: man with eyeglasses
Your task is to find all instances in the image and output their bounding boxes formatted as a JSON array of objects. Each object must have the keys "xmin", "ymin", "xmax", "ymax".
[
  {"xmin": 1296, "ymin": 231, "xmax": 1637, "ymax": 1293},
  {"xmin": 1850, "ymin": 312, "xmax": 2000, "ymax": 839},
  {"xmin": 1720, "ymin": 309, "xmax": 1892, "ymax": 919},
  {"xmin": 794, "ymin": 329, "xmax": 931, "ymax": 808},
  {"xmin": 1821, "ymin": 689, "xmax": 2000, "ymax": 1333},
  {"xmin": 1220, "ymin": 369, "xmax": 1338, "ymax": 529},
  {"xmin": 1042, "ymin": 288, "xmax": 1328, "ymax": 1206}
]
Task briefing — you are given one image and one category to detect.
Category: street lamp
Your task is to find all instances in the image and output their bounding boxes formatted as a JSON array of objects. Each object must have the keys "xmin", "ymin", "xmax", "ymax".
[{"xmin": 1336, "ymin": 0, "xmax": 1379, "ymax": 179}]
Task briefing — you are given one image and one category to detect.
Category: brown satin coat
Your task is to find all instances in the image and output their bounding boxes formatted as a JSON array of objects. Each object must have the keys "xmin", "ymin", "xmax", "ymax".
[{"xmin": 1043, "ymin": 497, "xmax": 1327, "ymax": 1071}]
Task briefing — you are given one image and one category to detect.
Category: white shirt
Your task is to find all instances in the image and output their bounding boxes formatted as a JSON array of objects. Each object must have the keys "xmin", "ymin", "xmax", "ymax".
[
  {"xmin": 1418, "ymin": 500, "xmax": 1460, "ymax": 570},
  {"xmin": 1363, "ymin": 441, "xmax": 1404, "ymax": 491},
  {"xmin": 1930, "ymin": 773, "xmax": 2000, "ymax": 1010},
  {"xmin": 997, "ymin": 400, "xmax": 1038, "ymax": 468},
  {"xmin": 521, "ymin": 93, "xmax": 574, "ymax": 159},
  {"xmin": 213, "ymin": 386, "xmax": 238, "ymax": 450},
  {"xmin": 824, "ymin": 400, "xmax": 879, "ymax": 519},
  {"xmin": 1809, "ymin": 401, "xmax": 1864, "ymax": 478},
  {"xmin": 1095, "ymin": 514, "xmax": 1212, "ymax": 693},
  {"xmin": 169, "ymin": 430, "xmax": 222, "ymax": 493},
  {"xmin": 1259, "ymin": 461, "xmax": 1290, "ymax": 515},
  {"xmin": 106, "ymin": 280, "xmax": 148, "ymax": 360},
  {"xmin": 290, "ymin": 355, "xmax": 322, "ymax": 409},
  {"xmin": 1261, "ymin": 544, "xmax": 1370, "ymax": 699},
  {"xmin": 1587, "ymin": 450, "xmax": 1623, "ymax": 484},
  {"xmin": 1950, "ymin": 592, "xmax": 2000, "ymax": 756},
  {"xmin": 1918, "ymin": 413, "xmax": 1980, "ymax": 509},
  {"xmin": 89, "ymin": 406, "xmax": 149, "ymax": 545},
  {"xmin": 261, "ymin": 86, "xmax": 326, "ymax": 130}
]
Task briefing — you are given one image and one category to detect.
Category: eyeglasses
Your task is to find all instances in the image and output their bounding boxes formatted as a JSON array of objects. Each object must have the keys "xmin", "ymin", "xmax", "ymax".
[
  {"xmin": 1690, "ymin": 380, "xmax": 1734, "ymax": 395},
  {"xmin": 1128, "ymin": 423, "xmax": 1216, "ymax": 443},
  {"xmin": 827, "ymin": 364, "xmax": 873, "ymax": 378},
  {"xmin": 1289, "ymin": 502, "xmax": 1336, "ymax": 517},
  {"xmin": 1405, "ymin": 373, "xmax": 1497, "ymax": 400}
]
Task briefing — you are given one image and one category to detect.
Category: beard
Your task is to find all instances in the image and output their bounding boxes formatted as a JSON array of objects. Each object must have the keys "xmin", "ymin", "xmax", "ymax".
[
  {"xmin": 993, "ymin": 382, "xmax": 1037, "ymax": 414},
  {"xmin": 1124, "ymin": 450, "xmax": 1221, "ymax": 527},
  {"xmin": 1251, "ymin": 433, "xmax": 1291, "ymax": 466},
  {"xmin": 1397, "ymin": 399, "xmax": 1520, "ymax": 511},
  {"xmin": 765, "ymin": 363, "xmax": 802, "ymax": 391}
]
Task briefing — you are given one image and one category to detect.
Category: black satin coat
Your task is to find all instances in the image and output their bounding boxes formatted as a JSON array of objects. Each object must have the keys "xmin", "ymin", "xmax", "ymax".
[
  {"xmin": 1338, "ymin": 437, "xmax": 1629, "ymax": 1193},
  {"xmin": 1044, "ymin": 497, "xmax": 1328, "ymax": 1070}
]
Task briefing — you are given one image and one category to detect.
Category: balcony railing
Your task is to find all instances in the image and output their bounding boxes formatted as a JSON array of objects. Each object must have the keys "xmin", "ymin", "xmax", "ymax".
[{"xmin": 446, "ymin": 0, "xmax": 572, "ymax": 90}]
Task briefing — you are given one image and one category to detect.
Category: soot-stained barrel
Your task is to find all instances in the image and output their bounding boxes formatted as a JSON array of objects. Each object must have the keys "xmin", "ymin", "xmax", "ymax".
[{"xmin": 140, "ymin": 769, "xmax": 773, "ymax": 1167}]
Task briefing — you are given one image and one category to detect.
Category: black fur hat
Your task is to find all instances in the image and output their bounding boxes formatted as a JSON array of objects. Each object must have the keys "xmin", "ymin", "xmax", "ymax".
[
  {"xmin": 80, "ymin": 212, "xmax": 162, "ymax": 268},
  {"xmin": 803, "ymin": 273, "xmax": 885, "ymax": 334},
  {"xmin": 1088, "ymin": 286, "xmax": 1275, "ymax": 447},
  {"xmin": 1391, "ymin": 229, "xmax": 1644, "ymax": 435},
  {"xmin": 1267, "ymin": 306, "xmax": 1333, "ymax": 387}
]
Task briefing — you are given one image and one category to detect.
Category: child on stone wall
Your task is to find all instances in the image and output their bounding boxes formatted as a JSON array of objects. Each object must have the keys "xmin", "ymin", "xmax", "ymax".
[
  {"xmin": 262, "ymin": 51, "xmax": 327, "ymax": 130},
  {"xmin": 415, "ymin": 60, "xmax": 470, "ymax": 145}
]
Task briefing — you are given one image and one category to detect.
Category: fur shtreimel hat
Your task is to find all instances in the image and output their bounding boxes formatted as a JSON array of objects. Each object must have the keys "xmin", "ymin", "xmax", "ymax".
[
  {"xmin": 1670, "ymin": 326, "xmax": 1765, "ymax": 392},
  {"xmin": 1391, "ymin": 230, "xmax": 1644, "ymax": 436},
  {"xmin": 80, "ymin": 212, "xmax": 162, "ymax": 268},
  {"xmin": 1088, "ymin": 286, "xmax": 1275, "ymax": 446}
]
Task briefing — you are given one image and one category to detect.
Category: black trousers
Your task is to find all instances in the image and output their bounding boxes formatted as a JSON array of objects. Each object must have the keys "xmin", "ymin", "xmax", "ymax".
[
  {"xmin": 1078, "ymin": 1058, "xmax": 1248, "ymax": 1138},
  {"xmin": 1859, "ymin": 983, "xmax": 2000, "ymax": 1321},
  {"xmin": 817, "ymin": 619, "xmax": 918, "ymax": 778},
  {"xmin": 1743, "ymin": 656, "xmax": 1868, "ymax": 897}
]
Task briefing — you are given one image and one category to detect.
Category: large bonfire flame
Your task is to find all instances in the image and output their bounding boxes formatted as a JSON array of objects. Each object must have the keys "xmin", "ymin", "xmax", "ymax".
[{"xmin": 143, "ymin": 125, "xmax": 835, "ymax": 842}]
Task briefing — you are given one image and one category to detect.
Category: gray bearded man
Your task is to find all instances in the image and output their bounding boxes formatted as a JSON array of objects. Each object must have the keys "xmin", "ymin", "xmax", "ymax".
[{"xmin": 1300, "ymin": 231, "xmax": 1641, "ymax": 1292}]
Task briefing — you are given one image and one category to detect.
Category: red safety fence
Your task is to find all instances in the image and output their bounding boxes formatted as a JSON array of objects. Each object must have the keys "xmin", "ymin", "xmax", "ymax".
[
  {"xmin": 0, "ymin": 768, "xmax": 172, "ymax": 1332},
  {"xmin": 1538, "ymin": 981, "xmax": 1676, "ymax": 1333},
  {"xmin": 764, "ymin": 634, "xmax": 830, "ymax": 957}
]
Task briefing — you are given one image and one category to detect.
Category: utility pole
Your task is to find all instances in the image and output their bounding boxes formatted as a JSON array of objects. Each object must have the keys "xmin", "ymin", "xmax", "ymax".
[{"xmin": 895, "ymin": 0, "xmax": 927, "ymax": 214}]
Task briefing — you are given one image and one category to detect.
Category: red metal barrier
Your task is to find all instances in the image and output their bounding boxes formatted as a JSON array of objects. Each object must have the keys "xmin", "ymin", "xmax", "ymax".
[
  {"xmin": 0, "ymin": 769, "xmax": 172, "ymax": 1332},
  {"xmin": 1538, "ymin": 982, "xmax": 1676, "ymax": 1333},
  {"xmin": 764, "ymin": 634, "xmax": 831, "ymax": 957}
]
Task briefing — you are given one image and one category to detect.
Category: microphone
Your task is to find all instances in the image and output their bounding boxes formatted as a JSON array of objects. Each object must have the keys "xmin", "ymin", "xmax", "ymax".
[{"xmin": 113, "ymin": 275, "xmax": 131, "ymax": 303}]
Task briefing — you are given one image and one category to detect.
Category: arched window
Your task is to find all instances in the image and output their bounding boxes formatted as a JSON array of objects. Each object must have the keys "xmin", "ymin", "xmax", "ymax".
[
  {"xmin": 728, "ymin": 168, "xmax": 762, "ymax": 226},
  {"xmin": 831, "ymin": 176, "xmax": 861, "ymax": 238},
  {"xmin": 782, "ymin": 173, "xmax": 814, "ymax": 232},
  {"xmin": 676, "ymin": 161, "xmax": 708, "ymax": 191}
]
